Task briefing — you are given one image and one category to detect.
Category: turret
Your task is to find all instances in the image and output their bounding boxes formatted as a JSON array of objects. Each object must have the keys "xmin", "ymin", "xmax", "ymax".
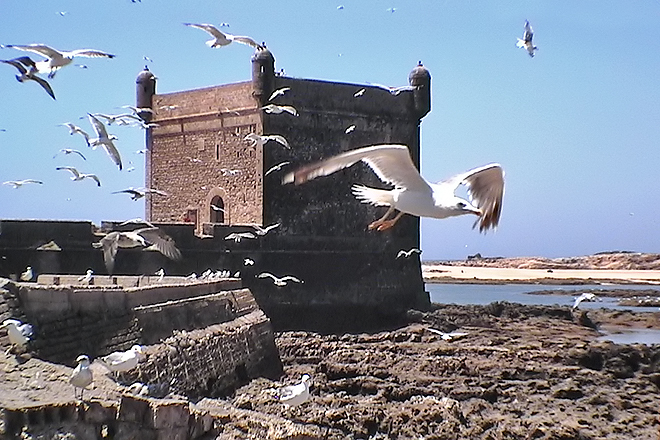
[
  {"xmin": 136, "ymin": 66, "xmax": 156, "ymax": 122},
  {"xmin": 408, "ymin": 61, "xmax": 431, "ymax": 119},
  {"xmin": 251, "ymin": 46, "xmax": 275, "ymax": 106}
]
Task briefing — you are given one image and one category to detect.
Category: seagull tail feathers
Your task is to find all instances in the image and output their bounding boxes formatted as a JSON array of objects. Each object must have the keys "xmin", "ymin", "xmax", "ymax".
[{"xmin": 351, "ymin": 185, "xmax": 393, "ymax": 207}]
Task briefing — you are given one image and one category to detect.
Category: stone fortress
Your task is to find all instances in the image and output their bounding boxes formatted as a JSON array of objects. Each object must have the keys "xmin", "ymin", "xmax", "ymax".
[{"xmin": 0, "ymin": 47, "xmax": 432, "ymax": 438}]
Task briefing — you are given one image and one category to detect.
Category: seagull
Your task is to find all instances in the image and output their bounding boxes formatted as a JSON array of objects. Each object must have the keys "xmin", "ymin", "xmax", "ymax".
[
  {"xmin": 70, "ymin": 354, "xmax": 93, "ymax": 400},
  {"xmin": 396, "ymin": 248, "xmax": 422, "ymax": 259},
  {"xmin": 244, "ymin": 258, "xmax": 255, "ymax": 266},
  {"xmin": 283, "ymin": 144, "xmax": 504, "ymax": 232},
  {"xmin": 369, "ymin": 83, "xmax": 416, "ymax": 96},
  {"xmin": 155, "ymin": 268, "xmax": 165, "ymax": 282},
  {"xmin": 572, "ymin": 292, "xmax": 598, "ymax": 311},
  {"xmin": 86, "ymin": 114, "xmax": 122, "ymax": 170},
  {"xmin": 78, "ymin": 269, "xmax": 93, "ymax": 284},
  {"xmin": 276, "ymin": 374, "xmax": 312, "ymax": 407},
  {"xmin": 257, "ymin": 272, "xmax": 303, "ymax": 287},
  {"xmin": 183, "ymin": 23, "xmax": 263, "ymax": 49},
  {"xmin": 262, "ymin": 104, "xmax": 299, "ymax": 117},
  {"xmin": 516, "ymin": 20, "xmax": 538, "ymax": 58},
  {"xmin": 345, "ymin": 124, "xmax": 356, "ymax": 134},
  {"xmin": 59, "ymin": 122, "xmax": 89, "ymax": 139},
  {"xmin": 2, "ymin": 319, "xmax": 33, "ymax": 350},
  {"xmin": 120, "ymin": 105, "xmax": 154, "ymax": 116},
  {"xmin": 36, "ymin": 240, "xmax": 62, "ymax": 251},
  {"xmin": 251, "ymin": 223, "xmax": 280, "ymax": 236},
  {"xmin": 426, "ymin": 327, "xmax": 469, "ymax": 341},
  {"xmin": 56, "ymin": 166, "xmax": 101, "ymax": 186},
  {"xmin": 265, "ymin": 161, "xmax": 291, "ymax": 176},
  {"xmin": 53, "ymin": 148, "xmax": 86, "ymax": 160},
  {"xmin": 224, "ymin": 232, "xmax": 257, "ymax": 243},
  {"xmin": 3, "ymin": 44, "xmax": 115, "ymax": 78},
  {"xmin": 3, "ymin": 179, "xmax": 43, "ymax": 188},
  {"xmin": 244, "ymin": 133, "xmax": 290, "ymax": 149},
  {"xmin": 93, "ymin": 112, "xmax": 142, "ymax": 126},
  {"xmin": 268, "ymin": 87, "xmax": 291, "ymax": 102},
  {"xmin": 20, "ymin": 266, "xmax": 34, "ymax": 281},
  {"xmin": 118, "ymin": 218, "xmax": 155, "ymax": 228},
  {"xmin": 93, "ymin": 228, "xmax": 182, "ymax": 274},
  {"xmin": 354, "ymin": 88, "xmax": 366, "ymax": 97},
  {"xmin": 112, "ymin": 187, "xmax": 167, "ymax": 200},
  {"xmin": 211, "ymin": 204, "xmax": 225, "ymax": 213},
  {"xmin": 1, "ymin": 56, "xmax": 56, "ymax": 100},
  {"xmin": 220, "ymin": 168, "xmax": 242, "ymax": 176},
  {"xmin": 96, "ymin": 345, "xmax": 145, "ymax": 375}
]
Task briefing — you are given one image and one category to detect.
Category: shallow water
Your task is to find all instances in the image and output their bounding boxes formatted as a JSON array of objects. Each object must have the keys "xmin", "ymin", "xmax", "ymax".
[
  {"xmin": 426, "ymin": 283, "xmax": 659, "ymax": 312},
  {"xmin": 426, "ymin": 283, "xmax": 660, "ymax": 345}
]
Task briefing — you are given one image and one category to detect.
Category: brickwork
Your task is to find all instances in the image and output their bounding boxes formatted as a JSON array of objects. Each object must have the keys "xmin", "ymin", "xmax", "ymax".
[{"xmin": 148, "ymin": 82, "xmax": 263, "ymax": 228}]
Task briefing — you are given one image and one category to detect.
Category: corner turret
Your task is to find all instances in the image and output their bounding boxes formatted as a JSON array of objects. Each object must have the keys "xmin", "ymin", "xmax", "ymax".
[
  {"xmin": 408, "ymin": 61, "xmax": 431, "ymax": 119},
  {"xmin": 251, "ymin": 46, "xmax": 275, "ymax": 106},
  {"xmin": 136, "ymin": 66, "xmax": 156, "ymax": 122}
]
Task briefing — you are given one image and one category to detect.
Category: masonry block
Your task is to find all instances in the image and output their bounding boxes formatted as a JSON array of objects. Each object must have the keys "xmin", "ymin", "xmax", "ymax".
[
  {"xmin": 151, "ymin": 400, "xmax": 190, "ymax": 430},
  {"xmin": 83, "ymin": 401, "xmax": 117, "ymax": 424},
  {"xmin": 118, "ymin": 395, "xmax": 151, "ymax": 425}
]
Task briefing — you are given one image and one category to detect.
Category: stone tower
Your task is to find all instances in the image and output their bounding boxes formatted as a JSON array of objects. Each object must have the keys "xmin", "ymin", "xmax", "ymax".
[{"xmin": 138, "ymin": 51, "xmax": 432, "ymax": 331}]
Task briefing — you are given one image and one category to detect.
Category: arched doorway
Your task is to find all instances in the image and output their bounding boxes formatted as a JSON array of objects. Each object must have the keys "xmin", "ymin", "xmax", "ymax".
[{"xmin": 210, "ymin": 196, "xmax": 225, "ymax": 223}]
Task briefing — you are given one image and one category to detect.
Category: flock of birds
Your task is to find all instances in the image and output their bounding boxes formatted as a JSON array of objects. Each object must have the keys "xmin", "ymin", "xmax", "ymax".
[{"xmin": 0, "ymin": 18, "xmax": 542, "ymax": 408}]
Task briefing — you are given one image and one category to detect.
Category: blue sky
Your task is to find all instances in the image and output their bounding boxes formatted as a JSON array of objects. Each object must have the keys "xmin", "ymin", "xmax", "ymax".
[{"xmin": 1, "ymin": 1, "xmax": 659, "ymax": 260}]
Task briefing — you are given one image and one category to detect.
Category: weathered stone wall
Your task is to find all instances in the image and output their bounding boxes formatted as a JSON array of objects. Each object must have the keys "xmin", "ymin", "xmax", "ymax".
[
  {"xmin": 148, "ymin": 82, "xmax": 263, "ymax": 227},
  {"xmin": 0, "ymin": 397, "xmax": 215, "ymax": 440}
]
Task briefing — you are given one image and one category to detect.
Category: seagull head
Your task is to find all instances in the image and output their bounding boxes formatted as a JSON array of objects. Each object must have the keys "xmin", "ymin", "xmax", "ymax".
[
  {"xmin": 2, "ymin": 319, "xmax": 22, "ymax": 329},
  {"xmin": 75, "ymin": 354, "xmax": 91, "ymax": 366}
]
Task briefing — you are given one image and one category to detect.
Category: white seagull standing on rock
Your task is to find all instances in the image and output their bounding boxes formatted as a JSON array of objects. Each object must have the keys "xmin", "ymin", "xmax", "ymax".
[
  {"xmin": 276, "ymin": 374, "xmax": 312, "ymax": 407},
  {"xmin": 183, "ymin": 23, "xmax": 263, "ymax": 49},
  {"xmin": 78, "ymin": 269, "xmax": 94, "ymax": 284},
  {"xmin": 2, "ymin": 319, "xmax": 33, "ymax": 351},
  {"xmin": 516, "ymin": 20, "xmax": 538, "ymax": 57},
  {"xmin": 20, "ymin": 266, "xmax": 34, "ymax": 281},
  {"xmin": 70, "ymin": 354, "xmax": 93, "ymax": 400},
  {"xmin": 56, "ymin": 166, "xmax": 101, "ymax": 186},
  {"xmin": 86, "ymin": 113, "xmax": 123, "ymax": 170},
  {"xmin": 283, "ymin": 144, "xmax": 504, "ymax": 232},
  {"xmin": 3, "ymin": 44, "xmax": 115, "ymax": 78},
  {"xmin": 96, "ymin": 345, "xmax": 145, "ymax": 376}
]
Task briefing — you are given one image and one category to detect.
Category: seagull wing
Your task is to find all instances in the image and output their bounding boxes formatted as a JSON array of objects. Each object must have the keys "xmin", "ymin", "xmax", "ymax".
[
  {"xmin": 72, "ymin": 150, "xmax": 87, "ymax": 160},
  {"xmin": 232, "ymin": 35, "xmax": 261, "ymax": 48},
  {"xmin": 30, "ymin": 74, "xmax": 56, "ymax": 100},
  {"xmin": 135, "ymin": 228, "xmax": 182, "ymax": 261},
  {"xmin": 266, "ymin": 135, "xmax": 290, "ymax": 149},
  {"xmin": 57, "ymin": 166, "xmax": 80, "ymax": 178},
  {"xmin": 1, "ymin": 58, "xmax": 27, "ymax": 74},
  {"xmin": 283, "ymin": 144, "xmax": 430, "ymax": 191},
  {"xmin": 257, "ymin": 272, "xmax": 277, "ymax": 281},
  {"xmin": 69, "ymin": 49, "xmax": 115, "ymax": 59},
  {"xmin": 87, "ymin": 113, "xmax": 110, "ymax": 138},
  {"xmin": 101, "ymin": 141, "xmax": 123, "ymax": 170},
  {"xmin": 443, "ymin": 164, "xmax": 504, "ymax": 232},
  {"xmin": 5, "ymin": 44, "xmax": 63, "ymax": 60},
  {"xmin": 86, "ymin": 174, "xmax": 101, "ymax": 186},
  {"xmin": 184, "ymin": 23, "xmax": 230, "ymax": 43},
  {"xmin": 523, "ymin": 20, "xmax": 534, "ymax": 43},
  {"xmin": 281, "ymin": 276, "xmax": 302, "ymax": 283},
  {"xmin": 100, "ymin": 232, "xmax": 119, "ymax": 274}
]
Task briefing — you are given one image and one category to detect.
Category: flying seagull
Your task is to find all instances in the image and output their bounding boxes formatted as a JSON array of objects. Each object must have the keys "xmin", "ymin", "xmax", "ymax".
[
  {"xmin": 93, "ymin": 227, "xmax": 182, "ymax": 274},
  {"xmin": 396, "ymin": 248, "xmax": 422, "ymax": 259},
  {"xmin": 112, "ymin": 187, "xmax": 167, "ymax": 200},
  {"xmin": 516, "ymin": 20, "xmax": 538, "ymax": 57},
  {"xmin": 3, "ymin": 44, "xmax": 115, "ymax": 78},
  {"xmin": 369, "ymin": 82, "xmax": 416, "ymax": 96},
  {"xmin": 70, "ymin": 354, "xmax": 93, "ymax": 400},
  {"xmin": 251, "ymin": 223, "xmax": 280, "ymax": 236},
  {"xmin": 268, "ymin": 86, "xmax": 290, "ymax": 101},
  {"xmin": 1, "ymin": 56, "xmax": 56, "ymax": 99},
  {"xmin": 262, "ymin": 104, "xmax": 299, "ymax": 117},
  {"xmin": 2, "ymin": 319, "xmax": 33, "ymax": 351},
  {"xmin": 59, "ymin": 122, "xmax": 89, "ymax": 138},
  {"xmin": 244, "ymin": 133, "xmax": 290, "ymax": 149},
  {"xmin": 3, "ymin": 179, "xmax": 43, "ymax": 188},
  {"xmin": 224, "ymin": 232, "xmax": 257, "ymax": 243},
  {"xmin": 265, "ymin": 161, "xmax": 291, "ymax": 176},
  {"xmin": 87, "ymin": 113, "xmax": 122, "ymax": 170},
  {"xmin": 53, "ymin": 148, "xmax": 86, "ymax": 160},
  {"xmin": 276, "ymin": 374, "xmax": 312, "ymax": 407},
  {"xmin": 56, "ymin": 166, "xmax": 101, "ymax": 186},
  {"xmin": 183, "ymin": 23, "xmax": 263, "ymax": 49},
  {"xmin": 354, "ymin": 88, "xmax": 366, "ymax": 97},
  {"xmin": 257, "ymin": 272, "xmax": 303, "ymax": 287},
  {"xmin": 572, "ymin": 292, "xmax": 597, "ymax": 311},
  {"xmin": 283, "ymin": 144, "xmax": 504, "ymax": 232}
]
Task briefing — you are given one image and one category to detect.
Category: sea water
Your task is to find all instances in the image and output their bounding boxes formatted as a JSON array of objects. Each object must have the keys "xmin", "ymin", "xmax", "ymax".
[{"xmin": 426, "ymin": 283, "xmax": 660, "ymax": 344}]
